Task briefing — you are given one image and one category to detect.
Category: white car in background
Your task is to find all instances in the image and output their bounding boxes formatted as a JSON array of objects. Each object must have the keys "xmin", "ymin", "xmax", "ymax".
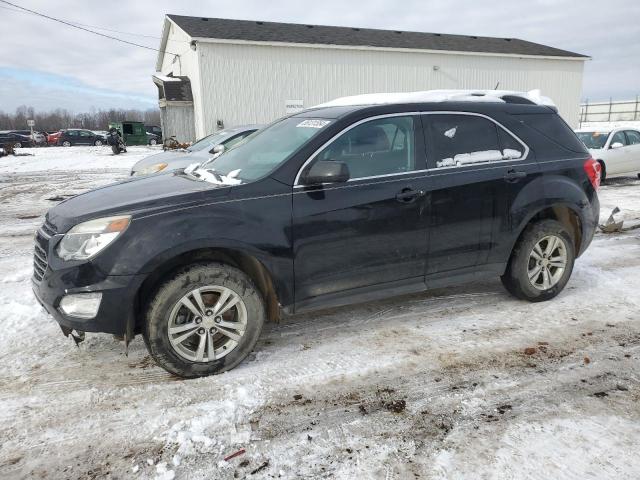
[{"xmin": 576, "ymin": 127, "xmax": 640, "ymax": 181}]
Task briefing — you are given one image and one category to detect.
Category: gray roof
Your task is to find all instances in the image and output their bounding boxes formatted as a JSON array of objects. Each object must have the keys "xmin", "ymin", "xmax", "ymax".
[{"xmin": 167, "ymin": 15, "xmax": 587, "ymax": 59}]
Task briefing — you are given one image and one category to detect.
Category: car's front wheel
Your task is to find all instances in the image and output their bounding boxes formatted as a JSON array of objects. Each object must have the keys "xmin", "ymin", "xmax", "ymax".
[
  {"xmin": 62, "ymin": 141, "xmax": 71, "ymax": 147},
  {"xmin": 149, "ymin": 138, "xmax": 157, "ymax": 146},
  {"xmin": 598, "ymin": 160, "xmax": 607, "ymax": 183},
  {"xmin": 94, "ymin": 139, "xmax": 103, "ymax": 146},
  {"xmin": 501, "ymin": 219, "xmax": 575, "ymax": 302},
  {"xmin": 143, "ymin": 263, "xmax": 265, "ymax": 378},
  {"xmin": 13, "ymin": 142, "xmax": 22, "ymax": 148}
]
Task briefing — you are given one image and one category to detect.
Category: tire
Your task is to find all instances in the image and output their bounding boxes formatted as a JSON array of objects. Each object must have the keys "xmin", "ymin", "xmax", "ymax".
[
  {"xmin": 62, "ymin": 141, "xmax": 71, "ymax": 147},
  {"xmin": 598, "ymin": 160, "xmax": 606, "ymax": 183},
  {"xmin": 13, "ymin": 142, "xmax": 22, "ymax": 149},
  {"xmin": 149, "ymin": 138, "xmax": 157, "ymax": 146},
  {"xmin": 501, "ymin": 219, "xmax": 575, "ymax": 302},
  {"xmin": 94, "ymin": 139, "xmax": 103, "ymax": 146},
  {"xmin": 143, "ymin": 263, "xmax": 265, "ymax": 378},
  {"xmin": 111, "ymin": 145, "xmax": 120, "ymax": 155}
]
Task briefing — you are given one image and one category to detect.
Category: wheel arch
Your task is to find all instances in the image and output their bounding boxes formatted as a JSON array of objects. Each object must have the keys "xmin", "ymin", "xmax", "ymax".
[
  {"xmin": 596, "ymin": 159, "xmax": 606, "ymax": 181},
  {"xmin": 132, "ymin": 246, "xmax": 283, "ymax": 335},
  {"xmin": 507, "ymin": 203, "xmax": 583, "ymax": 269}
]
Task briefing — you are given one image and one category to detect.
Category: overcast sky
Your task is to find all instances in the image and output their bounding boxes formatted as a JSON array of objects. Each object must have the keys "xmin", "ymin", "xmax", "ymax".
[{"xmin": 0, "ymin": 0, "xmax": 638, "ymax": 113}]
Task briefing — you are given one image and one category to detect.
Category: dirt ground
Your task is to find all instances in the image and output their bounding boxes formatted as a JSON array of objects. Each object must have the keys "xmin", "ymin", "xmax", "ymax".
[{"xmin": 0, "ymin": 148, "xmax": 639, "ymax": 479}]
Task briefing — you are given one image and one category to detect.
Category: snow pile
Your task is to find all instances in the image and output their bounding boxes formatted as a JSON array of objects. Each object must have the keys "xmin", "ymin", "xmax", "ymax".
[
  {"xmin": 163, "ymin": 384, "xmax": 264, "ymax": 460},
  {"xmin": 0, "ymin": 145, "xmax": 160, "ymax": 173},
  {"xmin": 315, "ymin": 89, "xmax": 556, "ymax": 108}
]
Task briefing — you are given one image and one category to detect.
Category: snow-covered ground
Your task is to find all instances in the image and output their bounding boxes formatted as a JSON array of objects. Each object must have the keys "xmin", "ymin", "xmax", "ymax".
[{"xmin": 0, "ymin": 147, "xmax": 639, "ymax": 479}]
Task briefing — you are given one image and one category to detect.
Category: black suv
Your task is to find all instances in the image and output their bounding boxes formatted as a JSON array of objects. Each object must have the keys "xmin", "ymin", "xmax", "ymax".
[
  {"xmin": 56, "ymin": 129, "xmax": 105, "ymax": 147},
  {"xmin": 32, "ymin": 96, "xmax": 600, "ymax": 377}
]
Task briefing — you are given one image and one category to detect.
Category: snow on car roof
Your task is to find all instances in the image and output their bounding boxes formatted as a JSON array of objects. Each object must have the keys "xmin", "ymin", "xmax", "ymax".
[{"xmin": 315, "ymin": 89, "xmax": 556, "ymax": 108}]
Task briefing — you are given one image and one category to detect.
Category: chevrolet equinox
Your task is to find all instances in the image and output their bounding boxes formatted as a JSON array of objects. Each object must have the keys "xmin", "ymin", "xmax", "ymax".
[{"xmin": 32, "ymin": 91, "xmax": 601, "ymax": 377}]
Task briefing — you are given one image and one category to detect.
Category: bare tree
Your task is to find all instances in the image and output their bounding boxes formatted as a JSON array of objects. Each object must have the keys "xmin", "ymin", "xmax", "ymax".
[{"xmin": 0, "ymin": 106, "xmax": 161, "ymax": 132}]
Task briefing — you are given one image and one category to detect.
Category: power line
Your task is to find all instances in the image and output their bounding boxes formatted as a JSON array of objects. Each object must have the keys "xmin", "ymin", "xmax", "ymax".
[
  {"xmin": 0, "ymin": 4, "xmax": 161, "ymax": 39},
  {"xmin": 0, "ymin": 0, "xmax": 175, "ymax": 54}
]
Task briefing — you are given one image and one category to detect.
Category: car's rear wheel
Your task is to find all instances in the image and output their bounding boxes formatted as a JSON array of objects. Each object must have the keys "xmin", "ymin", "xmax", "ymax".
[
  {"xmin": 94, "ymin": 139, "xmax": 103, "ymax": 146},
  {"xmin": 149, "ymin": 138, "xmax": 157, "ymax": 146},
  {"xmin": 143, "ymin": 263, "xmax": 265, "ymax": 378},
  {"xmin": 62, "ymin": 141, "xmax": 71, "ymax": 147},
  {"xmin": 13, "ymin": 142, "xmax": 22, "ymax": 148},
  {"xmin": 501, "ymin": 219, "xmax": 575, "ymax": 302}
]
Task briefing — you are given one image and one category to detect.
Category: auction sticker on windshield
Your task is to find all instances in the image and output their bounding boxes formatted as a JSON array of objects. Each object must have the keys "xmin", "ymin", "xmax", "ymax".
[{"xmin": 297, "ymin": 120, "xmax": 331, "ymax": 129}]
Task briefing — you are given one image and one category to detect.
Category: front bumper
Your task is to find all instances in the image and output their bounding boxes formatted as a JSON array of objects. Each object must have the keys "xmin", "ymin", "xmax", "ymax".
[
  {"xmin": 32, "ymin": 272, "xmax": 144, "ymax": 336},
  {"xmin": 31, "ymin": 224, "xmax": 144, "ymax": 335}
]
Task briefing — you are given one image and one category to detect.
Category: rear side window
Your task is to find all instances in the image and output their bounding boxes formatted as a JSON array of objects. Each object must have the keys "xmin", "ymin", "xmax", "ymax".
[
  {"xmin": 426, "ymin": 114, "xmax": 523, "ymax": 168},
  {"xmin": 515, "ymin": 113, "xmax": 587, "ymax": 153}
]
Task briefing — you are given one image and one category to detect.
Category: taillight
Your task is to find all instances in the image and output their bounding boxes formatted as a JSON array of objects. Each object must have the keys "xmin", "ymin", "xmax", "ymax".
[{"xmin": 584, "ymin": 157, "xmax": 601, "ymax": 191}]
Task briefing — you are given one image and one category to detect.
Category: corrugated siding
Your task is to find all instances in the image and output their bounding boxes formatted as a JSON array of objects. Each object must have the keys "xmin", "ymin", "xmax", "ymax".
[
  {"xmin": 160, "ymin": 105, "xmax": 196, "ymax": 143},
  {"xmin": 163, "ymin": 40, "xmax": 584, "ymax": 138}
]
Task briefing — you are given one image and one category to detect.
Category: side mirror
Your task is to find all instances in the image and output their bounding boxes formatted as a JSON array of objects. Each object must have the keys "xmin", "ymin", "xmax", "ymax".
[
  {"xmin": 210, "ymin": 144, "xmax": 225, "ymax": 156},
  {"xmin": 303, "ymin": 160, "xmax": 350, "ymax": 185},
  {"xmin": 610, "ymin": 142, "xmax": 624, "ymax": 150}
]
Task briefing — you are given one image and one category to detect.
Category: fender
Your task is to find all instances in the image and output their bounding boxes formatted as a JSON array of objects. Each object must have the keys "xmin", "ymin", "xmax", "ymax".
[
  {"xmin": 496, "ymin": 173, "xmax": 596, "ymax": 265},
  {"xmin": 136, "ymin": 237, "xmax": 294, "ymax": 308}
]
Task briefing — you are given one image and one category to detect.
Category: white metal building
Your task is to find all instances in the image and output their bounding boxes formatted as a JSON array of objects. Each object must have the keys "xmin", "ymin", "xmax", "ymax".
[{"xmin": 154, "ymin": 15, "xmax": 588, "ymax": 142}]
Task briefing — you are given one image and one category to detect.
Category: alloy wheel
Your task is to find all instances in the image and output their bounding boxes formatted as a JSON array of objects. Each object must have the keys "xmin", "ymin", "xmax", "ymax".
[
  {"xmin": 167, "ymin": 286, "xmax": 247, "ymax": 362},
  {"xmin": 527, "ymin": 235, "xmax": 567, "ymax": 290}
]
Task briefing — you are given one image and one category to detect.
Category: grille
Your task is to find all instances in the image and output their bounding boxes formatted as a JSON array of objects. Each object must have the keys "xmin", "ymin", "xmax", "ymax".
[
  {"xmin": 41, "ymin": 220, "xmax": 56, "ymax": 238},
  {"xmin": 33, "ymin": 243, "xmax": 48, "ymax": 282},
  {"xmin": 33, "ymin": 220, "xmax": 56, "ymax": 283}
]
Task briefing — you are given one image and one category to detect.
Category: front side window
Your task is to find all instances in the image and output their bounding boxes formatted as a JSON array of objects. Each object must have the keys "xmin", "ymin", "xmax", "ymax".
[
  {"xmin": 221, "ymin": 131, "xmax": 255, "ymax": 150},
  {"xmin": 205, "ymin": 117, "xmax": 332, "ymax": 182},
  {"xmin": 609, "ymin": 131, "xmax": 627, "ymax": 147},
  {"xmin": 427, "ymin": 114, "xmax": 521, "ymax": 168},
  {"xmin": 624, "ymin": 130, "xmax": 640, "ymax": 145},
  {"xmin": 312, "ymin": 116, "xmax": 415, "ymax": 180}
]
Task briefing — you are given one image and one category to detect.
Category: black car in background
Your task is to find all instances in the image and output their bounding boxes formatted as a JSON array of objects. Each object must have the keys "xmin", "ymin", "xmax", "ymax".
[
  {"xmin": 145, "ymin": 125, "xmax": 162, "ymax": 141},
  {"xmin": 33, "ymin": 93, "xmax": 600, "ymax": 378},
  {"xmin": 54, "ymin": 129, "xmax": 105, "ymax": 147},
  {"xmin": 0, "ymin": 130, "xmax": 33, "ymax": 148}
]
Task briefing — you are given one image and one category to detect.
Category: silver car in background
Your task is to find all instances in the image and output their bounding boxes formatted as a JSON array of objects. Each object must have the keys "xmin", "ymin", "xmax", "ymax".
[{"xmin": 130, "ymin": 124, "xmax": 262, "ymax": 176}]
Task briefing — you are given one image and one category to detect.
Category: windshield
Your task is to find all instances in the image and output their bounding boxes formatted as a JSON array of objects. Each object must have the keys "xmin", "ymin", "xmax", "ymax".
[
  {"xmin": 198, "ymin": 117, "xmax": 332, "ymax": 182},
  {"xmin": 576, "ymin": 131, "xmax": 610, "ymax": 149},
  {"xmin": 187, "ymin": 131, "xmax": 229, "ymax": 152}
]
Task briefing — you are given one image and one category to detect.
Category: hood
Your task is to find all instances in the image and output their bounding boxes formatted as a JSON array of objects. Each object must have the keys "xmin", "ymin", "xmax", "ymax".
[
  {"xmin": 47, "ymin": 171, "xmax": 232, "ymax": 232},
  {"xmin": 130, "ymin": 149, "xmax": 212, "ymax": 175}
]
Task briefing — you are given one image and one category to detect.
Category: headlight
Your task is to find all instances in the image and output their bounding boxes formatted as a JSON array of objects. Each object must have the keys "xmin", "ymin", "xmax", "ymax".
[
  {"xmin": 56, "ymin": 215, "xmax": 131, "ymax": 261},
  {"xmin": 133, "ymin": 162, "xmax": 168, "ymax": 176}
]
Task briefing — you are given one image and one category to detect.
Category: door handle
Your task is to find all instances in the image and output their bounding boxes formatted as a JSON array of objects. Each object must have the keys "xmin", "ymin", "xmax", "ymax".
[
  {"xmin": 396, "ymin": 188, "xmax": 424, "ymax": 203},
  {"xmin": 504, "ymin": 169, "xmax": 527, "ymax": 183}
]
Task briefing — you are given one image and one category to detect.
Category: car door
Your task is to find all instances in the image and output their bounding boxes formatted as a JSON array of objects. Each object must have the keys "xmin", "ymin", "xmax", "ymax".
[
  {"xmin": 292, "ymin": 114, "xmax": 429, "ymax": 305},
  {"xmin": 67, "ymin": 130, "xmax": 79, "ymax": 145},
  {"xmin": 422, "ymin": 112, "xmax": 537, "ymax": 279},
  {"xmin": 605, "ymin": 131, "xmax": 628, "ymax": 176},
  {"xmin": 623, "ymin": 130, "xmax": 640, "ymax": 173}
]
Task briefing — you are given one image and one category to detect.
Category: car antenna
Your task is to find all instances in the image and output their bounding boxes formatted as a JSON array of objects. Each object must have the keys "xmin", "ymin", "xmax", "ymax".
[{"xmin": 494, "ymin": 81, "xmax": 500, "ymax": 90}]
